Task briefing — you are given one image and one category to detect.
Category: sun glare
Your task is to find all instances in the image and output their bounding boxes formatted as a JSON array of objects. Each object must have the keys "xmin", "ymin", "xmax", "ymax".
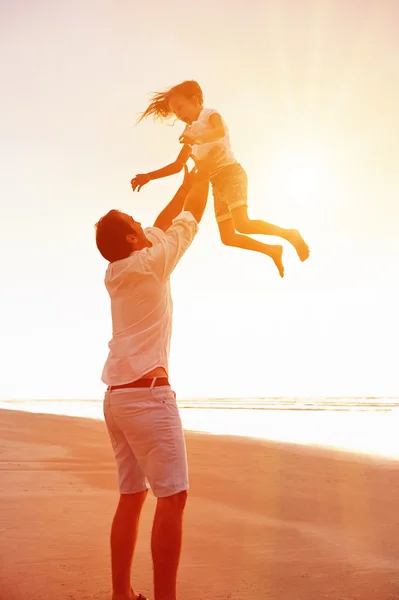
[
  {"xmin": 254, "ymin": 139, "xmax": 342, "ymax": 228},
  {"xmin": 272, "ymin": 143, "xmax": 334, "ymax": 199}
]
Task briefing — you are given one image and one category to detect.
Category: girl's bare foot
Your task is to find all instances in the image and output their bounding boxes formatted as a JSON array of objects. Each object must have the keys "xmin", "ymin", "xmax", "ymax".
[
  {"xmin": 269, "ymin": 245, "xmax": 284, "ymax": 278},
  {"xmin": 287, "ymin": 229, "xmax": 310, "ymax": 262}
]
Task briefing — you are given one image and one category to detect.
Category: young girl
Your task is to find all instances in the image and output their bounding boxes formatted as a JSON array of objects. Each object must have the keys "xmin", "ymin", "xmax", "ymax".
[{"xmin": 131, "ymin": 80, "xmax": 309, "ymax": 277}]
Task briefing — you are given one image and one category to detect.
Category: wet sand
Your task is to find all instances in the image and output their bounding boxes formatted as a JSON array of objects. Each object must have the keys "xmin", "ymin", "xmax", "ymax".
[{"xmin": 1, "ymin": 408, "xmax": 399, "ymax": 600}]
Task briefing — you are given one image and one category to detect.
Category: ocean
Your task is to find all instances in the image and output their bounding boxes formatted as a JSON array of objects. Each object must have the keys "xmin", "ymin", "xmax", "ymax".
[{"xmin": 1, "ymin": 397, "xmax": 399, "ymax": 460}]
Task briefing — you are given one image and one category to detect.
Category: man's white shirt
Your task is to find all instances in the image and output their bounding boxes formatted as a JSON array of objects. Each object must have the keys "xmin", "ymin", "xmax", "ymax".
[{"xmin": 101, "ymin": 211, "xmax": 198, "ymax": 386}]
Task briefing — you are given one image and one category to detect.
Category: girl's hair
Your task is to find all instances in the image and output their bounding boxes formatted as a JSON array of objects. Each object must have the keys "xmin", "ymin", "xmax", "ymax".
[{"xmin": 138, "ymin": 80, "xmax": 203, "ymax": 122}]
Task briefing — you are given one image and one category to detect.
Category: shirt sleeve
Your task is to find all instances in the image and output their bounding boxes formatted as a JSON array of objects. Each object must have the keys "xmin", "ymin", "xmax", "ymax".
[
  {"xmin": 144, "ymin": 226, "xmax": 166, "ymax": 245},
  {"xmin": 141, "ymin": 212, "xmax": 198, "ymax": 281}
]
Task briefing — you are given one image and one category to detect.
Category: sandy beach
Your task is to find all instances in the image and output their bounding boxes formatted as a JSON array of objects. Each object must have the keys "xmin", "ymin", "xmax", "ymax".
[{"xmin": 1, "ymin": 409, "xmax": 399, "ymax": 600}]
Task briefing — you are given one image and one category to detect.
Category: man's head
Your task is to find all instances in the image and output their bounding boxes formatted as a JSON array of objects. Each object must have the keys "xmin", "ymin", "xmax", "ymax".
[{"xmin": 95, "ymin": 210, "xmax": 152, "ymax": 263}]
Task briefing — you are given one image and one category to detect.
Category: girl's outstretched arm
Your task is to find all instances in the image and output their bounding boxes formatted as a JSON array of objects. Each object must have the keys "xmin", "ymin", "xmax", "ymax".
[{"xmin": 131, "ymin": 145, "xmax": 192, "ymax": 192}]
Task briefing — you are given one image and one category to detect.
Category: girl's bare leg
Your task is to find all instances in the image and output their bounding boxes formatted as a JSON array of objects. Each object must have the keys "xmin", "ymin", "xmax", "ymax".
[
  {"xmin": 231, "ymin": 206, "xmax": 310, "ymax": 262},
  {"xmin": 218, "ymin": 218, "xmax": 284, "ymax": 277}
]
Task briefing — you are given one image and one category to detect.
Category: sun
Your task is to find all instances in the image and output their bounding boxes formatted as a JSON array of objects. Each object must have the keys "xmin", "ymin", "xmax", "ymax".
[
  {"xmin": 271, "ymin": 142, "xmax": 335, "ymax": 200},
  {"xmin": 284, "ymin": 156, "xmax": 324, "ymax": 196}
]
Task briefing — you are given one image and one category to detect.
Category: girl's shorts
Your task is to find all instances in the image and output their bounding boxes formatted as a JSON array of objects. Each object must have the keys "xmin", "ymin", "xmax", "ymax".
[{"xmin": 211, "ymin": 163, "xmax": 248, "ymax": 223}]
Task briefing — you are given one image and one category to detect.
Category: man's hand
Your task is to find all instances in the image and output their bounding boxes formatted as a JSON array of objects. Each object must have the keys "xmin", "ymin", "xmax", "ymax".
[
  {"xmin": 175, "ymin": 164, "xmax": 203, "ymax": 196},
  {"xmin": 131, "ymin": 173, "xmax": 151, "ymax": 192},
  {"xmin": 152, "ymin": 164, "xmax": 198, "ymax": 232},
  {"xmin": 180, "ymin": 163, "xmax": 209, "ymax": 193},
  {"xmin": 191, "ymin": 146, "xmax": 219, "ymax": 179}
]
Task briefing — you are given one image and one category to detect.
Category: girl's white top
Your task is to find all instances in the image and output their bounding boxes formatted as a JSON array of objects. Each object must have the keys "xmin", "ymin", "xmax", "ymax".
[{"xmin": 184, "ymin": 108, "xmax": 237, "ymax": 177}]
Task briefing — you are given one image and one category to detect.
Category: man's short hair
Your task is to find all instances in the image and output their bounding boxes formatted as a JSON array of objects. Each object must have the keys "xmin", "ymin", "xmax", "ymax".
[{"xmin": 95, "ymin": 210, "xmax": 134, "ymax": 263}]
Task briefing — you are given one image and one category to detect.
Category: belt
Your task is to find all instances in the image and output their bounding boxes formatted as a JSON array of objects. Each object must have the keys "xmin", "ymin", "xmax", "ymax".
[{"xmin": 108, "ymin": 376, "xmax": 169, "ymax": 391}]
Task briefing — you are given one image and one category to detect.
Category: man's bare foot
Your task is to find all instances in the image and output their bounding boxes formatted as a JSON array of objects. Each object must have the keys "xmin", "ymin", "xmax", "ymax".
[
  {"xmin": 269, "ymin": 245, "xmax": 284, "ymax": 278},
  {"xmin": 287, "ymin": 229, "xmax": 310, "ymax": 262}
]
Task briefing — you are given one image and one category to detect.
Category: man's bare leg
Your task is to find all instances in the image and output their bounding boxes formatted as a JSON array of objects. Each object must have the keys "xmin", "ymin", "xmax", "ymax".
[
  {"xmin": 151, "ymin": 491, "xmax": 188, "ymax": 600},
  {"xmin": 111, "ymin": 490, "xmax": 148, "ymax": 600}
]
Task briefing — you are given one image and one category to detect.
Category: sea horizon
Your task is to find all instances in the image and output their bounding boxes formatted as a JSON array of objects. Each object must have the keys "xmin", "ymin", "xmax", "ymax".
[
  {"xmin": 1, "ymin": 395, "xmax": 399, "ymax": 410},
  {"xmin": 2, "ymin": 396, "xmax": 399, "ymax": 459}
]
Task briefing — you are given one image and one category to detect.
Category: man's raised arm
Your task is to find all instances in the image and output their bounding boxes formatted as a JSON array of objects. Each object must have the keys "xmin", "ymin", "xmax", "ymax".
[
  {"xmin": 145, "ymin": 162, "xmax": 212, "ymax": 282},
  {"xmin": 181, "ymin": 166, "xmax": 210, "ymax": 224},
  {"xmin": 153, "ymin": 160, "xmax": 211, "ymax": 231},
  {"xmin": 153, "ymin": 165, "xmax": 195, "ymax": 232}
]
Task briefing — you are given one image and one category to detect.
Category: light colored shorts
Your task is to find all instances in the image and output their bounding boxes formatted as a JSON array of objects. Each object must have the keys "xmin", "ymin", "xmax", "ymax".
[
  {"xmin": 103, "ymin": 386, "xmax": 188, "ymax": 498},
  {"xmin": 211, "ymin": 163, "xmax": 248, "ymax": 223}
]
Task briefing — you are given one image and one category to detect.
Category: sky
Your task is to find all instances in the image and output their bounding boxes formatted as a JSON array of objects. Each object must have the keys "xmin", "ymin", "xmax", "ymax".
[{"xmin": 0, "ymin": 0, "xmax": 398, "ymax": 400}]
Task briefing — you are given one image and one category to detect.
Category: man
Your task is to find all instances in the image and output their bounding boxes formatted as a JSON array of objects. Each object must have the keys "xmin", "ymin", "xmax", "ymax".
[{"xmin": 95, "ymin": 165, "xmax": 209, "ymax": 600}]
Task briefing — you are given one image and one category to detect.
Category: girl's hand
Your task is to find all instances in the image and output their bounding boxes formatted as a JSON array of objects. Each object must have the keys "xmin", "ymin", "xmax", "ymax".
[
  {"xmin": 131, "ymin": 173, "xmax": 151, "ymax": 192},
  {"xmin": 179, "ymin": 132, "xmax": 196, "ymax": 145}
]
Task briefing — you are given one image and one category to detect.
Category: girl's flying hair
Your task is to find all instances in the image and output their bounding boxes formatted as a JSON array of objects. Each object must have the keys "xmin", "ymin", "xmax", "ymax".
[{"xmin": 138, "ymin": 80, "xmax": 203, "ymax": 122}]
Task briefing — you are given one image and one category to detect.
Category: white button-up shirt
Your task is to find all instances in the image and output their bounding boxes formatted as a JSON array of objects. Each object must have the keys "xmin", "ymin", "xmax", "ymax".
[{"xmin": 101, "ymin": 211, "xmax": 198, "ymax": 386}]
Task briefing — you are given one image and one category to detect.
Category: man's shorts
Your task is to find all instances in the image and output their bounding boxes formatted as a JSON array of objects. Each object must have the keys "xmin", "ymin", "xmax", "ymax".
[
  {"xmin": 103, "ymin": 386, "xmax": 188, "ymax": 498},
  {"xmin": 211, "ymin": 163, "xmax": 248, "ymax": 223}
]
